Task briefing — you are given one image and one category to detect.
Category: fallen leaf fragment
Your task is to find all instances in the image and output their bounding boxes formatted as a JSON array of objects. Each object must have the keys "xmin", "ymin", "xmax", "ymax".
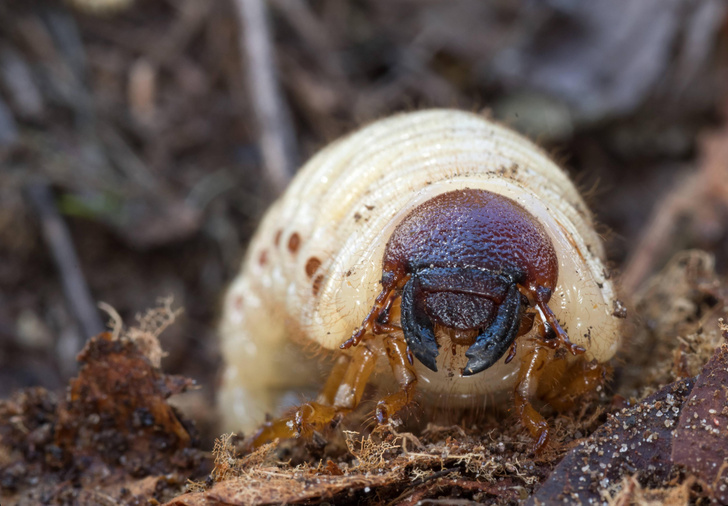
[
  {"xmin": 532, "ymin": 331, "xmax": 728, "ymax": 505},
  {"xmin": 529, "ymin": 379, "xmax": 694, "ymax": 505},
  {"xmin": 672, "ymin": 339, "xmax": 728, "ymax": 504}
]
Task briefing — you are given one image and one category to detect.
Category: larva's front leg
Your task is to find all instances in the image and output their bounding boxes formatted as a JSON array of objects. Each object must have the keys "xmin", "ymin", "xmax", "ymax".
[
  {"xmin": 375, "ymin": 333, "xmax": 418, "ymax": 423},
  {"xmin": 514, "ymin": 345, "xmax": 552, "ymax": 453},
  {"xmin": 248, "ymin": 332, "xmax": 420, "ymax": 448},
  {"xmin": 249, "ymin": 342, "xmax": 377, "ymax": 448},
  {"xmin": 514, "ymin": 344, "xmax": 610, "ymax": 454}
]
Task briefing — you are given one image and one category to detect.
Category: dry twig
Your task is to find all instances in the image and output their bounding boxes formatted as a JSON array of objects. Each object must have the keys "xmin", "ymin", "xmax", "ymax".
[
  {"xmin": 234, "ymin": 0, "xmax": 298, "ymax": 195},
  {"xmin": 26, "ymin": 184, "xmax": 104, "ymax": 343}
]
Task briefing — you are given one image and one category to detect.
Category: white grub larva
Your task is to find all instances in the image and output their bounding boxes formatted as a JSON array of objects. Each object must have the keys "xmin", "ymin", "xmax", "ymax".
[{"xmin": 218, "ymin": 109, "xmax": 623, "ymax": 451}]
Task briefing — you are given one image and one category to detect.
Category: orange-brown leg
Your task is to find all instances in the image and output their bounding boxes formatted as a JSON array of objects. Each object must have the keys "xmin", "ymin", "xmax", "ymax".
[
  {"xmin": 375, "ymin": 333, "xmax": 418, "ymax": 423},
  {"xmin": 541, "ymin": 359, "xmax": 609, "ymax": 412},
  {"xmin": 514, "ymin": 344, "xmax": 552, "ymax": 453},
  {"xmin": 534, "ymin": 297, "xmax": 584, "ymax": 357},
  {"xmin": 249, "ymin": 343, "xmax": 377, "ymax": 448},
  {"xmin": 341, "ymin": 276, "xmax": 409, "ymax": 349},
  {"xmin": 316, "ymin": 354, "xmax": 351, "ymax": 405}
]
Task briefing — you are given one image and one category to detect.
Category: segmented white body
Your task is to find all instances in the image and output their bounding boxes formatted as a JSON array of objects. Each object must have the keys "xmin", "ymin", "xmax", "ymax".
[{"xmin": 219, "ymin": 109, "xmax": 621, "ymax": 432}]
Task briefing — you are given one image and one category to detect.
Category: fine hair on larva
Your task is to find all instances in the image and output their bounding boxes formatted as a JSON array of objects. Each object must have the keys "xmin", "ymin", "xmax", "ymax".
[{"xmin": 218, "ymin": 108, "xmax": 623, "ymax": 440}]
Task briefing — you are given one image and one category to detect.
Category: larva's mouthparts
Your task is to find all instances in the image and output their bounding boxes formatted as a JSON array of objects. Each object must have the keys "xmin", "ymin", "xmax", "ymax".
[
  {"xmin": 462, "ymin": 283, "xmax": 524, "ymax": 376},
  {"xmin": 400, "ymin": 275, "xmax": 439, "ymax": 371}
]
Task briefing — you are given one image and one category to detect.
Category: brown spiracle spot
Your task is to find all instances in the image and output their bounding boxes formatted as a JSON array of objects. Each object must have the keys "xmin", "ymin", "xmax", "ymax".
[
  {"xmin": 305, "ymin": 257, "xmax": 321, "ymax": 278},
  {"xmin": 312, "ymin": 275, "xmax": 324, "ymax": 296},
  {"xmin": 233, "ymin": 295, "xmax": 244, "ymax": 311},
  {"xmin": 288, "ymin": 232, "xmax": 301, "ymax": 253},
  {"xmin": 258, "ymin": 250, "xmax": 268, "ymax": 266},
  {"xmin": 274, "ymin": 229, "xmax": 282, "ymax": 247}
]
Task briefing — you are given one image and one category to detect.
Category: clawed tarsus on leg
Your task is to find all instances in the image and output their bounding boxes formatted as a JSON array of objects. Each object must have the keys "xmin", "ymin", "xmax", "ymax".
[{"xmin": 515, "ymin": 389, "xmax": 550, "ymax": 453}]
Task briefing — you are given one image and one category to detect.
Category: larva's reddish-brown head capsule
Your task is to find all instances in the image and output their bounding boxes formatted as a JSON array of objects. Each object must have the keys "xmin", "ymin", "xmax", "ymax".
[
  {"xmin": 218, "ymin": 109, "xmax": 623, "ymax": 450},
  {"xmin": 378, "ymin": 189, "xmax": 559, "ymax": 375}
]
